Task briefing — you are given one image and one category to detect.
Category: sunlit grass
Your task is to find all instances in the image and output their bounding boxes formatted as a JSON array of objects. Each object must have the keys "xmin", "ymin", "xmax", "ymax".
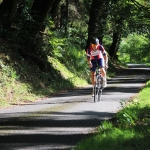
[
  {"xmin": 0, "ymin": 40, "xmax": 89, "ymax": 109},
  {"xmin": 48, "ymin": 57, "xmax": 88, "ymax": 87},
  {"xmin": 73, "ymin": 81, "xmax": 150, "ymax": 150}
]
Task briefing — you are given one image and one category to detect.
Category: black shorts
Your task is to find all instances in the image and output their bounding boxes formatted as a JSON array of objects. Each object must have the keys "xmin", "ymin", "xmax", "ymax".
[{"xmin": 90, "ymin": 58, "xmax": 104, "ymax": 72}]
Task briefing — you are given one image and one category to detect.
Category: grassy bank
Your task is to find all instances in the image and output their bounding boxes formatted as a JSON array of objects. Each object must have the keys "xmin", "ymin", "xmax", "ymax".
[
  {"xmin": 0, "ymin": 38, "xmax": 89, "ymax": 109},
  {"xmin": 72, "ymin": 80, "xmax": 150, "ymax": 150}
]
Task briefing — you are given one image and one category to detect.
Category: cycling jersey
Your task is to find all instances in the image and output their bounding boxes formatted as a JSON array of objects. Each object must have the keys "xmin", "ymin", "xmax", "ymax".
[{"xmin": 86, "ymin": 44, "xmax": 106, "ymax": 60}]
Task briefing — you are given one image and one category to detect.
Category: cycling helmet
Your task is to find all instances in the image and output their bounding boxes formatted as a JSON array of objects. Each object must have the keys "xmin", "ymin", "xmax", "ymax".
[{"xmin": 91, "ymin": 38, "xmax": 99, "ymax": 45}]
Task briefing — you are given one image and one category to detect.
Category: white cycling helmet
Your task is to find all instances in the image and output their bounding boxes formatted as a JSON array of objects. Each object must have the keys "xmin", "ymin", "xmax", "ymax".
[{"xmin": 91, "ymin": 38, "xmax": 99, "ymax": 44}]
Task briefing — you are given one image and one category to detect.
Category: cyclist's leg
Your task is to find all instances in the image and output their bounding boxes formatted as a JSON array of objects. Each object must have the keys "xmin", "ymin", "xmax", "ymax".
[
  {"xmin": 100, "ymin": 68, "xmax": 106, "ymax": 77},
  {"xmin": 97, "ymin": 58, "xmax": 107, "ymax": 87},
  {"xmin": 90, "ymin": 71, "xmax": 95, "ymax": 86},
  {"xmin": 90, "ymin": 60, "xmax": 97, "ymax": 95}
]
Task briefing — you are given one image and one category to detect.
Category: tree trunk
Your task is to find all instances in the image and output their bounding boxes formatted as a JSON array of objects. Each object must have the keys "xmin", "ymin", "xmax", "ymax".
[
  {"xmin": 50, "ymin": 0, "xmax": 61, "ymax": 29},
  {"xmin": 108, "ymin": 32, "xmax": 121, "ymax": 60},
  {"xmin": 16, "ymin": 0, "xmax": 26, "ymax": 14},
  {"xmin": 60, "ymin": 0, "xmax": 70, "ymax": 33},
  {"xmin": 0, "ymin": 0, "xmax": 22, "ymax": 26},
  {"xmin": 65, "ymin": 0, "xmax": 69, "ymax": 33},
  {"xmin": 50, "ymin": 0, "xmax": 62, "ymax": 21},
  {"xmin": 19, "ymin": 0, "xmax": 55, "ymax": 55},
  {"xmin": 85, "ymin": 0, "xmax": 109, "ymax": 50},
  {"xmin": 60, "ymin": 3, "xmax": 65, "ymax": 29},
  {"xmin": 29, "ymin": 0, "xmax": 55, "ymax": 38}
]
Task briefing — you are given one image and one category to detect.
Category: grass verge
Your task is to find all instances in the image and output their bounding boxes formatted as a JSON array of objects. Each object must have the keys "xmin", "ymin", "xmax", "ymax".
[
  {"xmin": 0, "ymin": 38, "xmax": 89, "ymax": 109},
  {"xmin": 72, "ymin": 80, "xmax": 150, "ymax": 150}
]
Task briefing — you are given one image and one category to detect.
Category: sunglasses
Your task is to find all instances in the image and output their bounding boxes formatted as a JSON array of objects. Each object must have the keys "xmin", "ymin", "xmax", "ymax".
[{"xmin": 91, "ymin": 44, "xmax": 97, "ymax": 47}]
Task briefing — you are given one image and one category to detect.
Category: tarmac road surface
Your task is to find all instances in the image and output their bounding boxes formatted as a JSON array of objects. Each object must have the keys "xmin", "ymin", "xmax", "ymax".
[{"xmin": 0, "ymin": 64, "xmax": 150, "ymax": 150}]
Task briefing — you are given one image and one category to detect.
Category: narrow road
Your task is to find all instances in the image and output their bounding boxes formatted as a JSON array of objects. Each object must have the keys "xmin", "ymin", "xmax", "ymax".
[{"xmin": 0, "ymin": 64, "xmax": 150, "ymax": 150}]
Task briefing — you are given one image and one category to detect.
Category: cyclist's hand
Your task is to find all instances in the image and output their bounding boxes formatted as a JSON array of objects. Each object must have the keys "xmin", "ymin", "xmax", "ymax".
[
  {"xmin": 105, "ymin": 64, "xmax": 108, "ymax": 69},
  {"xmin": 88, "ymin": 62, "xmax": 92, "ymax": 68}
]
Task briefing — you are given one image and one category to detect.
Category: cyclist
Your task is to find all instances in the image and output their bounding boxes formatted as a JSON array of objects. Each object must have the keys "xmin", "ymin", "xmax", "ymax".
[{"xmin": 86, "ymin": 37, "xmax": 108, "ymax": 96}]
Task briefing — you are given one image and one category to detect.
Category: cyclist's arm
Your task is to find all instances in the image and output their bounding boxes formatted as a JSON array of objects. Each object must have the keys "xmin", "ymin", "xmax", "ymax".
[
  {"xmin": 104, "ymin": 55, "xmax": 108, "ymax": 66},
  {"xmin": 86, "ymin": 48, "xmax": 92, "ymax": 66},
  {"xmin": 87, "ymin": 56, "xmax": 91, "ymax": 64},
  {"xmin": 100, "ymin": 45, "xmax": 108, "ymax": 66}
]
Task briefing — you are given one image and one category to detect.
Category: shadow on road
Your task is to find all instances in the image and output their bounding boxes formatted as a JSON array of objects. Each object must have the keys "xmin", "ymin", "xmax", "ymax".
[
  {"xmin": 0, "ymin": 110, "xmax": 114, "ymax": 150},
  {"xmin": 0, "ymin": 63, "xmax": 150, "ymax": 150}
]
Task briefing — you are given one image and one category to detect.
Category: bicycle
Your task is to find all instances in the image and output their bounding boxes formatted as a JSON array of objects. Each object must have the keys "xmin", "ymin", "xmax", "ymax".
[{"xmin": 94, "ymin": 69, "xmax": 104, "ymax": 102}]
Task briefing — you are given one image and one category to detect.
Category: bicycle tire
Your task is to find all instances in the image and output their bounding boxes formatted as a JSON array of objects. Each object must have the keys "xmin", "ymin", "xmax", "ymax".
[
  {"xmin": 98, "ymin": 88, "xmax": 102, "ymax": 101},
  {"xmin": 98, "ymin": 76, "xmax": 103, "ymax": 101},
  {"xmin": 94, "ymin": 85, "xmax": 97, "ymax": 102},
  {"xmin": 94, "ymin": 75, "xmax": 101, "ymax": 102}
]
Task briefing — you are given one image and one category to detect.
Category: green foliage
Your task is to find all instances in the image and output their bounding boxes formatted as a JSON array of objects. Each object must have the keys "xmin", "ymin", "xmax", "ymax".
[
  {"xmin": 118, "ymin": 33, "xmax": 150, "ymax": 63},
  {"xmin": 68, "ymin": 26, "xmax": 87, "ymax": 49},
  {"xmin": 103, "ymin": 35, "xmax": 112, "ymax": 51},
  {"xmin": 116, "ymin": 110, "xmax": 136, "ymax": 126},
  {"xmin": 48, "ymin": 57, "xmax": 88, "ymax": 87},
  {"xmin": 0, "ymin": 39, "xmax": 88, "ymax": 108},
  {"xmin": 0, "ymin": 18, "xmax": 89, "ymax": 108},
  {"xmin": 44, "ymin": 22, "xmax": 89, "ymax": 80},
  {"xmin": 73, "ymin": 79, "xmax": 150, "ymax": 150}
]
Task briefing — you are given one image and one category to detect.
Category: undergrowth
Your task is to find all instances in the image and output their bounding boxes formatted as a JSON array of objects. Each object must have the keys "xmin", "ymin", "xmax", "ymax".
[{"xmin": 0, "ymin": 37, "xmax": 89, "ymax": 109}]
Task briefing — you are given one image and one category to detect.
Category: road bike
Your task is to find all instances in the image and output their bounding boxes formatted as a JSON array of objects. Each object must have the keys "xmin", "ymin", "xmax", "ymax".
[{"xmin": 94, "ymin": 69, "xmax": 103, "ymax": 102}]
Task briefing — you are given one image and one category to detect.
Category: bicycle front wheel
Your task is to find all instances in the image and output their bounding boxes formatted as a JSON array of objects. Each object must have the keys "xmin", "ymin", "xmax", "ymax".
[
  {"xmin": 98, "ymin": 88, "xmax": 102, "ymax": 101},
  {"xmin": 98, "ymin": 76, "xmax": 103, "ymax": 101},
  {"xmin": 94, "ymin": 85, "xmax": 98, "ymax": 102},
  {"xmin": 94, "ymin": 75, "xmax": 100, "ymax": 102}
]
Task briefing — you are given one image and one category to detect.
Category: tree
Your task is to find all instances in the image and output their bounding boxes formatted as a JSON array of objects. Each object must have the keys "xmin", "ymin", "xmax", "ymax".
[
  {"xmin": 0, "ymin": 0, "xmax": 22, "ymax": 26},
  {"xmin": 50, "ymin": 0, "xmax": 62, "ymax": 22},
  {"xmin": 108, "ymin": 32, "xmax": 121, "ymax": 60},
  {"xmin": 108, "ymin": 0, "xmax": 150, "ymax": 60},
  {"xmin": 85, "ymin": 0, "xmax": 109, "ymax": 50},
  {"xmin": 28, "ymin": 0, "xmax": 56, "ymax": 38}
]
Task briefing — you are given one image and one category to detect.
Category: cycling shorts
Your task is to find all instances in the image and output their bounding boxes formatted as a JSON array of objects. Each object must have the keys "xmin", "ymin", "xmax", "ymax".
[{"xmin": 90, "ymin": 58, "xmax": 104, "ymax": 72}]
